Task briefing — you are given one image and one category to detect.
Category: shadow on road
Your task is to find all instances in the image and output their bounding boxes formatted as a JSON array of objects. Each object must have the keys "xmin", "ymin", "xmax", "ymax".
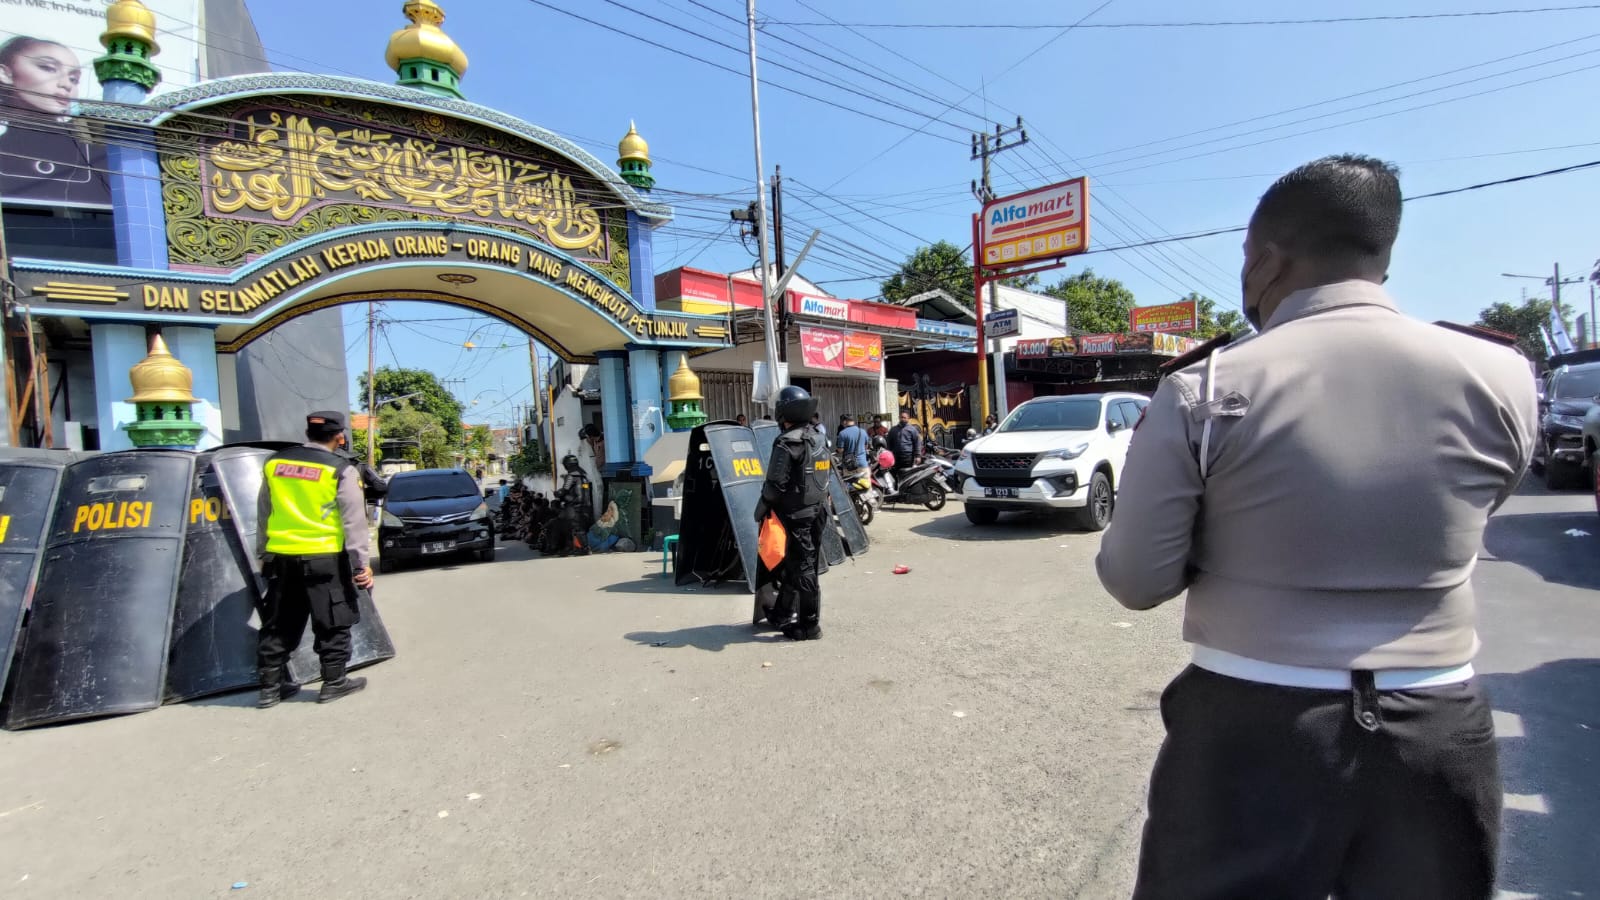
[
  {"xmin": 624, "ymin": 623, "xmax": 780, "ymax": 651},
  {"xmin": 909, "ymin": 509, "xmax": 1088, "ymax": 542},
  {"xmin": 1482, "ymin": 659, "xmax": 1600, "ymax": 898},
  {"xmin": 598, "ymin": 573, "xmax": 747, "ymax": 595},
  {"xmin": 1483, "ymin": 512, "xmax": 1600, "ymax": 591}
]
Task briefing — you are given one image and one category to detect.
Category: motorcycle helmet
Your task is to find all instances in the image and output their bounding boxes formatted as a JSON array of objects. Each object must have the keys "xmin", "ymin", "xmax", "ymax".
[
  {"xmin": 562, "ymin": 453, "xmax": 582, "ymax": 473},
  {"xmin": 773, "ymin": 385, "xmax": 817, "ymax": 426}
]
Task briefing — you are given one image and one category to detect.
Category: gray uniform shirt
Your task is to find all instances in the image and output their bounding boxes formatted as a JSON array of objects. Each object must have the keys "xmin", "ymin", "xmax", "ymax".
[
  {"xmin": 1096, "ymin": 280, "xmax": 1536, "ymax": 670},
  {"xmin": 255, "ymin": 442, "xmax": 373, "ymax": 571}
]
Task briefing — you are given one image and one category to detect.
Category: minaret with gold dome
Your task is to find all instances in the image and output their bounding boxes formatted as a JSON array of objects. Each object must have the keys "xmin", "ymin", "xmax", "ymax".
[
  {"xmin": 665, "ymin": 356, "xmax": 707, "ymax": 432},
  {"xmin": 94, "ymin": 0, "xmax": 162, "ymax": 93},
  {"xmin": 124, "ymin": 335, "xmax": 204, "ymax": 450},
  {"xmin": 618, "ymin": 122, "xmax": 655, "ymax": 191},
  {"xmin": 386, "ymin": 0, "xmax": 468, "ymax": 99}
]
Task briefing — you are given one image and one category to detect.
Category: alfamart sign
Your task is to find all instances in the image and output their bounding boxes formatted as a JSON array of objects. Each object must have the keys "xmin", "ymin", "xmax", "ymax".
[{"xmin": 979, "ymin": 178, "xmax": 1090, "ymax": 270}]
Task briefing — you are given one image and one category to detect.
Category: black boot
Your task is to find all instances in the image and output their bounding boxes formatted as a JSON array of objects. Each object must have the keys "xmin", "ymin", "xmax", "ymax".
[
  {"xmin": 317, "ymin": 676, "xmax": 367, "ymax": 704},
  {"xmin": 257, "ymin": 669, "xmax": 300, "ymax": 708}
]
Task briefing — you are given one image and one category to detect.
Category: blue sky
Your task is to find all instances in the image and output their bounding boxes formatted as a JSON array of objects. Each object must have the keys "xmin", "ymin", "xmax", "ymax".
[{"xmin": 248, "ymin": 0, "xmax": 1600, "ymax": 422}]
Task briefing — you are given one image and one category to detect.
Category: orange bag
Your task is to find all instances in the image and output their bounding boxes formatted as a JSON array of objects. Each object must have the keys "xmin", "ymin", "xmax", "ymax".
[{"xmin": 758, "ymin": 512, "xmax": 787, "ymax": 571}]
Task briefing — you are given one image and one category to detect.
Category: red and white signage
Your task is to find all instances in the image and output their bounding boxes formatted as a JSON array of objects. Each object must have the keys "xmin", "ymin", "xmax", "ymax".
[
  {"xmin": 790, "ymin": 292, "xmax": 850, "ymax": 321},
  {"xmin": 799, "ymin": 327, "xmax": 846, "ymax": 370},
  {"xmin": 979, "ymin": 177, "xmax": 1090, "ymax": 270}
]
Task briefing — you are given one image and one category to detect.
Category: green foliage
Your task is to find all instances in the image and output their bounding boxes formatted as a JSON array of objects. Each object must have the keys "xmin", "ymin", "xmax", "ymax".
[
  {"xmin": 1182, "ymin": 293, "xmax": 1252, "ymax": 339},
  {"xmin": 1042, "ymin": 269, "xmax": 1138, "ymax": 335},
  {"xmin": 464, "ymin": 424, "xmax": 493, "ymax": 461},
  {"xmin": 881, "ymin": 241, "xmax": 973, "ymax": 306},
  {"xmin": 377, "ymin": 402, "xmax": 452, "ymax": 469},
  {"xmin": 1476, "ymin": 298, "xmax": 1575, "ymax": 367},
  {"xmin": 510, "ymin": 439, "xmax": 551, "ymax": 477},
  {"xmin": 357, "ymin": 367, "xmax": 464, "ymax": 440},
  {"xmin": 350, "ymin": 428, "xmax": 381, "ymax": 465}
]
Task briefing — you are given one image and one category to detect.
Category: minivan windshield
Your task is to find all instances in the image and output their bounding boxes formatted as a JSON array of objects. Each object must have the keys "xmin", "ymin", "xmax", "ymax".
[
  {"xmin": 998, "ymin": 398, "xmax": 1102, "ymax": 432},
  {"xmin": 387, "ymin": 472, "xmax": 478, "ymax": 503},
  {"xmin": 1553, "ymin": 368, "xmax": 1600, "ymax": 399}
]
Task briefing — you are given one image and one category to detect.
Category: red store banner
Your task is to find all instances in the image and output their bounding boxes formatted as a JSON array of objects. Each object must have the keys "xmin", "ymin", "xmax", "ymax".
[
  {"xmin": 843, "ymin": 333, "xmax": 883, "ymax": 372},
  {"xmin": 799, "ymin": 326, "xmax": 846, "ymax": 371}
]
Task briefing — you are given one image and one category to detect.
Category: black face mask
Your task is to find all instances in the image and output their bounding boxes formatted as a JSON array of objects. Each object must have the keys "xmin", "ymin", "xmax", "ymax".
[{"xmin": 1240, "ymin": 251, "xmax": 1274, "ymax": 331}]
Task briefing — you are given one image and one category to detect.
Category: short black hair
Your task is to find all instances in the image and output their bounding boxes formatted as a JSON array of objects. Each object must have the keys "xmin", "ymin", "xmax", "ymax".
[{"xmin": 1251, "ymin": 154, "xmax": 1401, "ymax": 260}]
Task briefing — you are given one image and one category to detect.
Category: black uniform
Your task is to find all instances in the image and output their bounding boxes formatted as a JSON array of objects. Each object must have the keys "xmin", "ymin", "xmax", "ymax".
[
  {"xmin": 334, "ymin": 447, "xmax": 389, "ymax": 503},
  {"xmin": 544, "ymin": 458, "xmax": 593, "ymax": 556},
  {"xmin": 757, "ymin": 423, "xmax": 830, "ymax": 639}
]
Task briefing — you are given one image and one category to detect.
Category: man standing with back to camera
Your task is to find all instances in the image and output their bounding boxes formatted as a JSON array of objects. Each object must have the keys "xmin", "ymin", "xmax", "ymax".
[
  {"xmin": 256, "ymin": 411, "xmax": 376, "ymax": 706},
  {"xmin": 755, "ymin": 385, "xmax": 830, "ymax": 641},
  {"xmin": 1097, "ymin": 155, "xmax": 1535, "ymax": 899}
]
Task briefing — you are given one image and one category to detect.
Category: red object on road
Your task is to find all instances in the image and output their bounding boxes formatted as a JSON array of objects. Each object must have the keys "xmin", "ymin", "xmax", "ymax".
[{"xmin": 892, "ymin": 565, "xmax": 910, "ymax": 575}]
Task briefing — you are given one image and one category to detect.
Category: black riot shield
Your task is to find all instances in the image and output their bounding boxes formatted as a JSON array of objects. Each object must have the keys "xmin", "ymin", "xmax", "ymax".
[
  {"xmin": 164, "ymin": 449, "xmax": 265, "ymax": 702},
  {"xmin": 210, "ymin": 443, "xmax": 396, "ymax": 685},
  {"xmin": 3, "ymin": 451, "xmax": 196, "ymax": 729},
  {"xmin": 674, "ymin": 422, "xmax": 770, "ymax": 590},
  {"xmin": 745, "ymin": 423, "xmax": 867, "ymax": 567},
  {"xmin": 0, "ymin": 452, "xmax": 74, "ymax": 705}
]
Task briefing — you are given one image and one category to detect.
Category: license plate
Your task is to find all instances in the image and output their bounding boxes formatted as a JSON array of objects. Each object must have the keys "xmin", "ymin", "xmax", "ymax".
[
  {"xmin": 984, "ymin": 487, "xmax": 1019, "ymax": 498},
  {"xmin": 422, "ymin": 540, "xmax": 456, "ymax": 554}
]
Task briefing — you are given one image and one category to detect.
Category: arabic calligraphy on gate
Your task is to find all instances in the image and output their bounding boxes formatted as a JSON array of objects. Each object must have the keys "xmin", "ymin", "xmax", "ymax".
[{"xmin": 202, "ymin": 110, "xmax": 608, "ymax": 257}]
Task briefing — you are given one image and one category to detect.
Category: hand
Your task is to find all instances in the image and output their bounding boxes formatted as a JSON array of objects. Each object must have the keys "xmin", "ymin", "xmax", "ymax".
[
  {"xmin": 353, "ymin": 566, "xmax": 374, "ymax": 589},
  {"xmin": 754, "ymin": 500, "xmax": 770, "ymax": 523}
]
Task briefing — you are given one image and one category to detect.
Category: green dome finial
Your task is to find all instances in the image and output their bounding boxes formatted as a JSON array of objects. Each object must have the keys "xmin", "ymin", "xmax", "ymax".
[{"xmin": 94, "ymin": 0, "xmax": 162, "ymax": 92}]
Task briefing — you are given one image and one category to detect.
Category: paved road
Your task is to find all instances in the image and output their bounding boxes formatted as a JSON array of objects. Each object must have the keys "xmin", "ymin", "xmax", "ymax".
[{"xmin": 0, "ymin": 483, "xmax": 1594, "ymax": 898}]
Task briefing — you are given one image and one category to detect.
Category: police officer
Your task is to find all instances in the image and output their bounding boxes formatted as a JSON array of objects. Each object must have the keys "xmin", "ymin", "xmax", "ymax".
[
  {"xmin": 754, "ymin": 385, "xmax": 829, "ymax": 641},
  {"xmin": 544, "ymin": 454, "xmax": 592, "ymax": 556},
  {"xmin": 334, "ymin": 445, "xmax": 388, "ymax": 503},
  {"xmin": 255, "ymin": 410, "xmax": 374, "ymax": 707}
]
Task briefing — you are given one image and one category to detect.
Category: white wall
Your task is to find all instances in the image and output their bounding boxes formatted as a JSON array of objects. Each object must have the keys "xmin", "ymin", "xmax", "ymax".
[{"xmin": 990, "ymin": 284, "xmax": 1071, "ymax": 352}]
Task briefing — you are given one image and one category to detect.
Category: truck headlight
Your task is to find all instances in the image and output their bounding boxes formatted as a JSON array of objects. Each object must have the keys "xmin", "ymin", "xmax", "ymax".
[{"xmin": 1042, "ymin": 443, "xmax": 1090, "ymax": 461}]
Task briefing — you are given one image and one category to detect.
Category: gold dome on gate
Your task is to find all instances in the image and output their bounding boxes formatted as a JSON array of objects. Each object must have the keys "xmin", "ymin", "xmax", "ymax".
[
  {"xmin": 618, "ymin": 122, "xmax": 651, "ymax": 165},
  {"xmin": 102, "ymin": 0, "xmax": 160, "ymax": 53},
  {"xmin": 385, "ymin": 0, "xmax": 469, "ymax": 76},
  {"xmin": 126, "ymin": 334, "xmax": 196, "ymax": 404},
  {"xmin": 667, "ymin": 356, "xmax": 703, "ymax": 402}
]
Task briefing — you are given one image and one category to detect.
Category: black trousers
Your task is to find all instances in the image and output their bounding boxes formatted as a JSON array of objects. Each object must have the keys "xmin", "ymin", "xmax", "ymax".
[
  {"xmin": 778, "ymin": 512, "xmax": 824, "ymax": 627},
  {"xmin": 1133, "ymin": 666, "xmax": 1500, "ymax": 900},
  {"xmin": 256, "ymin": 554, "xmax": 360, "ymax": 683}
]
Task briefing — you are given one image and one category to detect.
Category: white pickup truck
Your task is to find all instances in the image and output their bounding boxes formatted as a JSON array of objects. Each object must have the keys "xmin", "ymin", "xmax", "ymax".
[{"xmin": 954, "ymin": 392, "xmax": 1149, "ymax": 530}]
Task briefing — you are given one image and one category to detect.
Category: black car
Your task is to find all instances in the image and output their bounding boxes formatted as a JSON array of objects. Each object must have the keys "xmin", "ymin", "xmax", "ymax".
[
  {"xmin": 377, "ymin": 468, "xmax": 495, "ymax": 571},
  {"xmin": 1533, "ymin": 362, "xmax": 1600, "ymax": 489}
]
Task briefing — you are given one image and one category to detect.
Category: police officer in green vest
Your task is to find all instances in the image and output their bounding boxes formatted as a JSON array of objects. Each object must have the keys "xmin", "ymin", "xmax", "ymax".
[
  {"xmin": 255, "ymin": 410, "xmax": 375, "ymax": 707},
  {"xmin": 755, "ymin": 385, "xmax": 831, "ymax": 641}
]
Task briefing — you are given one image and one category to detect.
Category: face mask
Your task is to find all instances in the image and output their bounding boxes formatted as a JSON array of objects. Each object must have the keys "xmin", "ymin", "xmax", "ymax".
[{"xmin": 1240, "ymin": 249, "xmax": 1274, "ymax": 331}]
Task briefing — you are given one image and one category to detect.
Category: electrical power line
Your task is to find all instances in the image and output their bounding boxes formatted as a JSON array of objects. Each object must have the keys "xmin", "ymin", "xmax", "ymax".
[{"xmin": 765, "ymin": 5, "xmax": 1600, "ymax": 29}]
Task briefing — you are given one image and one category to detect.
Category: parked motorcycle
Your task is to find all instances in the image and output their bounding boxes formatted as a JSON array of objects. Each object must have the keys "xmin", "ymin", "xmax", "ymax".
[
  {"xmin": 923, "ymin": 446, "xmax": 966, "ymax": 494},
  {"xmin": 871, "ymin": 456, "xmax": 949, "ymax": 511},
  {"xmin": 835, "ymin": 450, "xmax": 879, "ymax": 527}
]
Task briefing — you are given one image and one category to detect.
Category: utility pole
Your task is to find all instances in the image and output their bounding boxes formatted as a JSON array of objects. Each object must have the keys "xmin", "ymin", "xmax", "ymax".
[
  {"xmin": 970, "ymin": 117, "xmax": 1028, "ymax": 424},
  {"xmin": 365, "ymin": 302, "xmax": 377, "ymax": 464},
  {"xmin": 772, "ymin": 164, "xmax": 788, "ymax": 364},
  {"xmin": 745, "ymin": 0, "xmax": 782, "ymax": 406}
]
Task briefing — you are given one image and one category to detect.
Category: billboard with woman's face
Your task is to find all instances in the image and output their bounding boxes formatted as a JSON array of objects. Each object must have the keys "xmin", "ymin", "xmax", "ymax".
[{"xmin": 0, "ymin": 1, "xmax": 203, "ymax": 209}]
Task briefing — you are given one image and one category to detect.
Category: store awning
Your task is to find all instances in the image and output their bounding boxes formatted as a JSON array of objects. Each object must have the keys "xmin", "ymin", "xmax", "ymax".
[{"xmin": 729, "ymin": 308, "xmax": 975, "ymax": 355}]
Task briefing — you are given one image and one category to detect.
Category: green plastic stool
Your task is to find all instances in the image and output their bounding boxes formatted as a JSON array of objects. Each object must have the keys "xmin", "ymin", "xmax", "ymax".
[{"xmin": 661, "ymin": 534, "xmax": 679, "ymax": 575}]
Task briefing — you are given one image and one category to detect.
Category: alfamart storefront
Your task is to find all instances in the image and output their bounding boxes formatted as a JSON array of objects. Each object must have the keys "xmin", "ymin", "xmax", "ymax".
[{"xmin": 4, "ymin": 0, "xmax": 731, "ymax": 474}]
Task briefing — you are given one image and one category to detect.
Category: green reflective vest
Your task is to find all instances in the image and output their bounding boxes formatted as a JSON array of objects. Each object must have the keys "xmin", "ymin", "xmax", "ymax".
[{"xmin": 262, "ymin": 446, "xmax": 349, "ymax": 556}]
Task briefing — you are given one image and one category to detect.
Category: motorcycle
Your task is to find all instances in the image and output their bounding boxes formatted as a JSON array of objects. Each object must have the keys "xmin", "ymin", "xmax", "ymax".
[
  {"xmin": 835, "ymin": 450, "xmax": 879, "ymax": 527},
  {"xmin": 871, "ymin": 456, "xmax": 949, "ymax": 511},
  {"xmin": 923, "ymin": 445, "xmax": 966, "ymax": 494}
]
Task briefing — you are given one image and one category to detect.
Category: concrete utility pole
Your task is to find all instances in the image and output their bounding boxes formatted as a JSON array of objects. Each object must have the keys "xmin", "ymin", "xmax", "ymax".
[
  {"xmin": 970, "ymin": 118, "xmax": 1028, "ymax": 424},
  {"xmin": 772, "ymin": 164, "xmax": 788, "ymax": 364},
  {"xmin": 365, "ymin": 302, "xmax": 377, "ymax": 464},
  {"xmin": 745, "ymin": 0, "xmax": 782, "ymax": 407}
]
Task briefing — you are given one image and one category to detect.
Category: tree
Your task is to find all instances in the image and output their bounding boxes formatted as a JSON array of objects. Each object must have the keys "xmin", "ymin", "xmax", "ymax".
[
  {"xmin": 1476, "ymin": 298, "xmax": 1574, "ymax": 367},
  {"xmin": 509, "ymin": 439, "xmax": 551, "ymax": 478},
  {"xmin": 1180, "ymin": 293, "xmax": 1252, "ymax": 339},
  {"xmin": 350, "ymin": 428, "xmax": 380, "ymax": 465},
  {"xmin": 356, "ymin": 367, "xmax": 465, "ymax": 441},
  {"xmin": 377, "ymin": 402, "xmax": 452, "ymax": 469},
  {"xmin": 463, "ymin": 424, "xmax": 493, "ymax": 465},
  {"xmin": 1042, "ymin": 269, "xmax": 1138, "ymax": 334},
  {"xmin": 881, "ymin": 241, "xmax": 973, "ymax": 306}
]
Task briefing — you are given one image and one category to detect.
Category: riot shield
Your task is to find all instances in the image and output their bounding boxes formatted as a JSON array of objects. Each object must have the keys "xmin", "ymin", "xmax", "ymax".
[
  {"xmin": 746, "ymin": 422, "xmax": 867, "ymax": 566},
  {"xmin": 164, "ymin": 449, "xmax": 265, "ymax": 702},
  {"xmin": 211, "ymin": 443, "xmax": 395, "ymax": 685},
  {"xmin": 3, "ymin": 451, "xmax": 195, "ymax": 729},
  {"xmin": 674, "ymin": 422, "xmax": 769, "ymax": 590},
  {"xmin": 286, "ymin": 585, "xmax": 395, "ymax": 684},
  {"xmin": 0, "ymin": 453, "xmax": 73, "ymax": 705}
]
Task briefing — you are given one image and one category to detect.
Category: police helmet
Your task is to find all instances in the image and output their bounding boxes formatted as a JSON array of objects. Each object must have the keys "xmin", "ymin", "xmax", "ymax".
[
  {"xmin": 562, "ymin": 454, "xmax": 582, "ymax": 473},
  {"xmin": 774, "ymin": 385, "xmax": 817, "ymax": 426}
]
